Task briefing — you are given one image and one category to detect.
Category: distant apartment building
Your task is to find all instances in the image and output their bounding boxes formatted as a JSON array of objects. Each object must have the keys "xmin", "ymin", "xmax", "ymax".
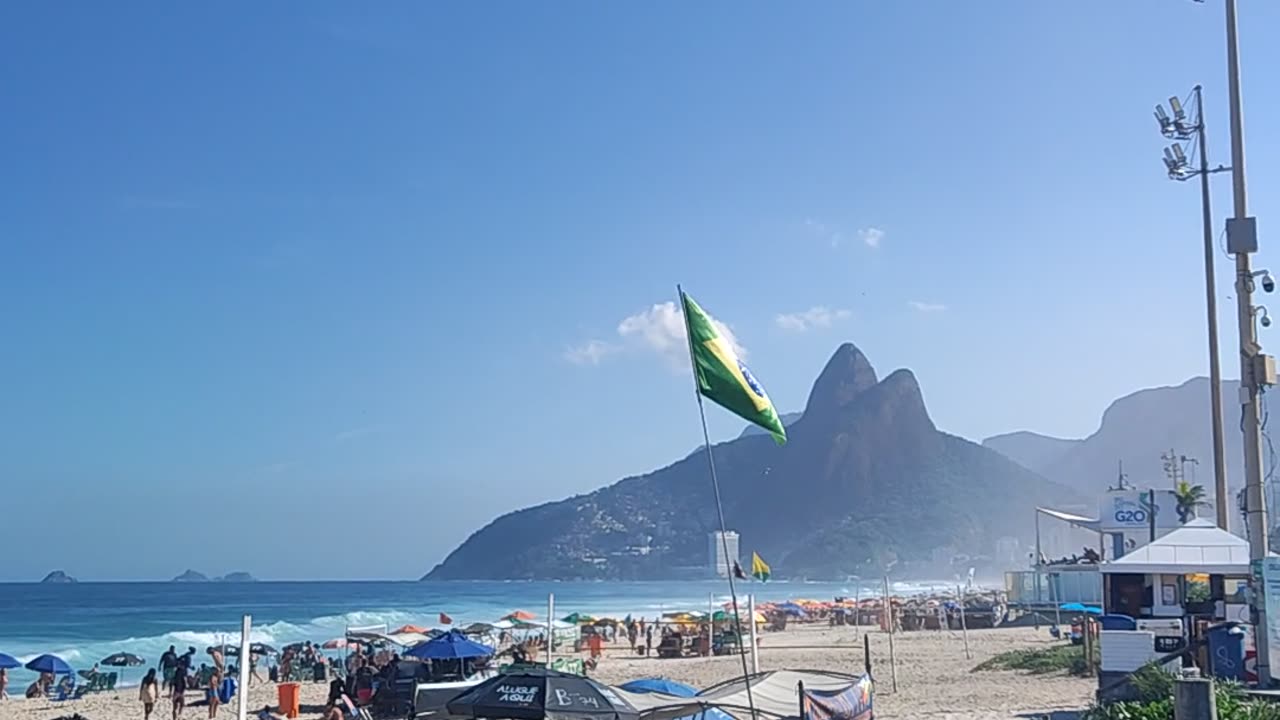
[{"xmin": 707, "ymin": 531, "xmax": 740, "ymax": 578}]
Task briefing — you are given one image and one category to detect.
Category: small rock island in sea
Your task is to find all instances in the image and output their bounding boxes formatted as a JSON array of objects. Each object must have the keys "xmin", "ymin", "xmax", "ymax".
[
  {"xmin": 40, "ymin": 570, "xmax": 77, "ymax": 583},
  {"xmin": 170, "ymin": 570, "xmax": 257, "ymax": 582}
]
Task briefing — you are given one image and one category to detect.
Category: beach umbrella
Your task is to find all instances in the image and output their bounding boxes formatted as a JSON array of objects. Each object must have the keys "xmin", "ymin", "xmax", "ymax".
[
  {"xmin": 101, "ymin": 653, "xmax": 145, "ymax": 667},
  {"xmin": 322, "ymin": 639, "xmax": 350, "ymax": 650},
  {"xmin": 406, "ymin": 630, "xmax": 494, "ymax": 660},
  {"xmin": 504, "ymin": 610, "xmax": 537, "ymax": 622},
  {"xmin": 250, "ymin": 643, "xmax": 278, "ymax": 656},
  {"xmin": 447, "ymin": 667, "xmax": 639, "ymax": 720},
  {"xmin": 395, "ymin": 624, "xmax": 430, "ymax": 635},
  {"xmin": 25, "ymin": 654, "xmax": 72, "ymax": 675},
  {"xmin": 0, "ymin": 653, "xmax": 20, "ymax": 670}
]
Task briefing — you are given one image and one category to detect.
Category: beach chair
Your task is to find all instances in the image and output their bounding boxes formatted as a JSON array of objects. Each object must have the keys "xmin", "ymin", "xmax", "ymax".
[{"xmin": 106, "ymin": 672, "xmax": 118, "ymax": 690}]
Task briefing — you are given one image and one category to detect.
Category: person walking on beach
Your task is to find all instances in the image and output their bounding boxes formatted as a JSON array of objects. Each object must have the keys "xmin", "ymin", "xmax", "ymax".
[
  {"xmin": 171, "ymin": 661, "xmax": 188, "ymax": 720},
  {"xmin": 249, "ymin": 652, "xmax": 264, "ymax": 685},
  {"xmin": 627, "ymin": 622, "xmax": 637, "ymax": 651},
  {"xmin": 140, "ymin": 668, "xmax": 159, "ymax": 720},
  {"xmin": 159, "ymin": 646, "xmax": 178, "ymax": 691},
  {"xmin": 645, "ymin": 625, "xmax": 653, "ymax": 656}
]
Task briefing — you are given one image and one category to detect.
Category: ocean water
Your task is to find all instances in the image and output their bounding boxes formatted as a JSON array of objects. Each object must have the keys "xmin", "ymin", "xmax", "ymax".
[{"xmin": 0, "ymin": 579, "xmax": 943, "ymax": 687}]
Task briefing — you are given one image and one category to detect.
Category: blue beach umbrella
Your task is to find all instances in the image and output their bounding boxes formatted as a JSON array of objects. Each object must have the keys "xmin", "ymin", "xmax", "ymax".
[
  {"xmin": 0, "ymin": 653, "xmax": 20, "ymax": 670},
  {"xmin": 26, "ymin": 653, "xmax": 73, "ymax": 675},
  {"xmin": 406, "ymin": 630, "xmax": 494, "ymax": 660}
]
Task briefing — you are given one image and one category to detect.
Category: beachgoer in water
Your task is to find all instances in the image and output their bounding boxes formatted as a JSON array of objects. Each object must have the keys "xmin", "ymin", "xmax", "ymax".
[{"xmin": 141, "ymin": 668, "xmax": 159, "ymax": 720}]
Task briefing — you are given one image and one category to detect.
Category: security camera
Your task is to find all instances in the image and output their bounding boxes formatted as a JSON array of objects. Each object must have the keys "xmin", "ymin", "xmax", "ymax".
[
  {"xmin": 1264, "ymin": 315, "xmax": 1273, "ymax": 328},
  {"xmin": 1264, "ymin": 273, "xmax": 1275, "ymax": 293}
]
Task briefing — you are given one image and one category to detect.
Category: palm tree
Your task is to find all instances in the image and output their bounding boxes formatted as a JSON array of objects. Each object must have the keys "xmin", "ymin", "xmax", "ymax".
[{"xmin": 1174, "ymin": 481, "xmax": 1209, "ymax": 523}]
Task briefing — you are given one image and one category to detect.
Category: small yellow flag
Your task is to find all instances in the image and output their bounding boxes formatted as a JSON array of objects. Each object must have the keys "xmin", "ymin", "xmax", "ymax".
[{"xmin": 751, "ymin": 552, "xmax": 771, "ymax": 582}]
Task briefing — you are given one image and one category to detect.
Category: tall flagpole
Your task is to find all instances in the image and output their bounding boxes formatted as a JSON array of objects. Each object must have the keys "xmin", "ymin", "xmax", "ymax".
[{"xmin": 678, "ymin": 284, "xmax": 759, "ymax": 718}]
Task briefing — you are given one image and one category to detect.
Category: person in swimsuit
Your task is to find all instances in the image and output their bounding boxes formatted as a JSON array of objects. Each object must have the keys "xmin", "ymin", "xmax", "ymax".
[
  {"xmin": 171, "ymin": 664, "xmax": 188, "ymax": 719},
  {"xmin": 206, "ymin": 670, "xmax": 220, "ymax": 718}
]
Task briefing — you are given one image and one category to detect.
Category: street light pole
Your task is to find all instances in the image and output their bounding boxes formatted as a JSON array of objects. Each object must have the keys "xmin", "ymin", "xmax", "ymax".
[
  {"xmin": 1155, "ymin": 87, "xmax": 1228, "ymax": 529},
  {"xmin": 1192, "ymin": 86, "xmax": 1230, "ymax": 532},
  {"xmin": 1223, "ymin": 0, "xmax": 1272, "ymax": 687}
]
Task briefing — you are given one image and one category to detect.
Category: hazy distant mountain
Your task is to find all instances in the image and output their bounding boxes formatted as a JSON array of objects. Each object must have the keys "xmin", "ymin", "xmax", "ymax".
[
  {"xmin": 425, "ymin": 343, "xmax": 1082, "ymax": 581},
  {"xmin": 738, "ymin": 411, "xmax": 803, "ymax": 438},
  {"xmin": 984, "ymin": 377, "xmax": 1246, "ymax": 498},
  {"xmin": 983, "ymin": 432, "xmax": 1083, "ymax": 474},
  {"xmin": 40, "ymin": 570, "xmax": 76, "ymax": 584},
  {"xmin": 172, "ymin": 569, "xmax": 210, "ymax": 582},
  {"xmin": 217, "ymin": 572, "xmax": 257, "ymax": 583}
]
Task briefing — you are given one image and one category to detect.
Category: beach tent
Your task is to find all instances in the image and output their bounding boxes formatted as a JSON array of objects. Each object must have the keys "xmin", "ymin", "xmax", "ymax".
[
  {"xmin": 395, "ymin": 624, "xmax": 430, "ymax": 635},
  {"xmin": 504, "ymin": 610, "xmax": 538, "ymax": 622},
  {"xmin": 406, "ymin": 630, "xmax": 494, "ymax": 660},
  {"xmin": 624, "ymin": 670, "xmax": 862, "ymax": 720},
  {"xmin": 618, "ymin": 679, "xmax": 735, "ymax": 720},
  {"xmin": 384, "ymin": 631, "xmax": 432, "ymax": 648},
  {"xmin": 0, "ymin": 653, "xmax": 20, "ymax": 670},
  {"xmin": 1100, "ymin": 519, "xmax": 1259, "ymax": 575},
  {"xmin": 620, "ymin": 679, "xmax": 698, "ymax": 697}
]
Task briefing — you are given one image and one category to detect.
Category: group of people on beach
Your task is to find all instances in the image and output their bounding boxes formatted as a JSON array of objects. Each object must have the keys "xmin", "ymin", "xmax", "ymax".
[{"xmin": 141, "ymin": 644, "xmax": 226, "ymax": 720}]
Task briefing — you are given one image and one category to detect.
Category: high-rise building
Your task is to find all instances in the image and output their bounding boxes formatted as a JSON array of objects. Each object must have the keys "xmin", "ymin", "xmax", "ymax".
[{"xmin": 707, "ymin": 531, "xmax": 740, "ymax": 577}]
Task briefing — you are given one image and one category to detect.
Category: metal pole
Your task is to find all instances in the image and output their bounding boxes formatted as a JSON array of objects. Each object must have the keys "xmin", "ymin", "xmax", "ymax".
[
  {"xmin": 1193, "ymin": 85, "xmax": 1230, "ymax": 532},
  {"xmin": 882, "ymin": 576, "xmax": 897, "ymax": 692},
  {"xmin": 957, "ymin": 585, "xmax": 972, "ymax": 660},
  {"xmin": 237, "ymin": 615, "xmax": 251, "ymax": 720},
  {"xmin": 1224, "ymin": 0, "xmax": 1271, "ymax": 687},
  {"xmin": 709, "ymin": 592, "xmax": 715, "ymax": 658},
  {"xmin": 748, "ymin": 594, "xmax": 760, "ymax": 674},
  {"xmin": 1034, "ymin": 510, "xmax": 1042, "ymax": 628},
  {"xmin": 546, "ymin": 593, "xmax": 554, "ymax": 668}
]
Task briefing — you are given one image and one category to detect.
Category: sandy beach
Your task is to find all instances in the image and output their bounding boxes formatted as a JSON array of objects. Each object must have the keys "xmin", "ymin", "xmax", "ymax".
[{"xmin": 1, "ymin": 624, "xmax": 1093, "ymax": 720}]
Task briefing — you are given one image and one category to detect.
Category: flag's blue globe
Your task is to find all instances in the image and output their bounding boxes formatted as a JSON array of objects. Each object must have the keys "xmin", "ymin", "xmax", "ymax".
[{"xmin": 738, "ymin": 360, "xmax": 766, "ymax": 398}]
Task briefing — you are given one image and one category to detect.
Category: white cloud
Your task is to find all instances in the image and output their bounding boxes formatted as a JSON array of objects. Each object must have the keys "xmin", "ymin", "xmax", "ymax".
[
  {"xmin": 563, "ymin": 340, "xmax": 620, "ymax": 366},
  {"xmin": 908, "ymin": 301, "xmax": 947, "ymax": 313},
  {"xmin": 859, "ymin": 227, "xmax": 884, "ymax": 249},
  {"xmin": 565, "ymin": 301, "xmax": 747, "ymax": 369},
  {"xmin": 775, "ymin": 306, "xmax": 852, "ymax": 332},
  {"xmin": 805, "ymin": 218, "xmax": 844, "ymax": 248}
]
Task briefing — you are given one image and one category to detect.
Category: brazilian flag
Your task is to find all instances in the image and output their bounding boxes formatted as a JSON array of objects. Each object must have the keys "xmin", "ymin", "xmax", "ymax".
[{"xmin": 681, "ymin": 292, "xmax": 787, "ymax": 445}]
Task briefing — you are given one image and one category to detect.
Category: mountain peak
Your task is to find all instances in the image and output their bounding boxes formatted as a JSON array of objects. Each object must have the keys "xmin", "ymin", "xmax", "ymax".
[{"xmin": 803, "ymin": 342, "xmax": 878, "ymax": 418}]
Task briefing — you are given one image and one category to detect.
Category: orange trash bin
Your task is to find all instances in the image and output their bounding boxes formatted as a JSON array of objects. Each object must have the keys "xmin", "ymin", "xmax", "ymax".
[{"xmin": 277, "ymin": 682, "xmax": 301, "ymax": 719}]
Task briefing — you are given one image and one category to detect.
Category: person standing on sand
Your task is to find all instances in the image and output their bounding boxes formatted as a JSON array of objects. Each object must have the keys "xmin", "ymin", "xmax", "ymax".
[
  {"xmin": 645, "ymin": 625, "xmax": 653, "ymax": 656},
  {"xmin": 0, "ymin": 666, "xmax": 8, "ymax": 700},
  {"xmin": 171, "ymin": 662, "xmax": 188, "ymax": 720},
  {"xmin": 208, "ymin": 647, "xmax": 224, "ymax": 684},
  {"xmin": 206, "ymin": 670, "xmax": 220, "ymax": 718},
  {"xmin": 159, "ymin": 646, "xmax": 178, "ymax": 690},
  {"xmin": 141, "ymin": 668, "xmax": 159, "ymax": 720}
]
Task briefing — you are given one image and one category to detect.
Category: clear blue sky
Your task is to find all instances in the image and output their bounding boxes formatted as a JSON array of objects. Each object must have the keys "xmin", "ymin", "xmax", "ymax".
[{"xmin": 3, "ymin": 1, "xmax": 1279, "ymax": 580}]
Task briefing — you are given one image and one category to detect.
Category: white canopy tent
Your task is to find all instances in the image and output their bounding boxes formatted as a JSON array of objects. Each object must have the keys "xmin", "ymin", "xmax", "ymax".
[{"xmin": 1099, "ymin": 519, "xmax": 1251, "ymax": 575}]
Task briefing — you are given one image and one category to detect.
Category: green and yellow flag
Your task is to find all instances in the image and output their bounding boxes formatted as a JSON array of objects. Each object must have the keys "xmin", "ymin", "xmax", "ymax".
[
  {"xmin": 751, "ymin": 552, "xmax": 771, "ymax": 582},
  {"xmin": 681, "ymin": 292, "xmax": 787, "ymax": 445}
]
